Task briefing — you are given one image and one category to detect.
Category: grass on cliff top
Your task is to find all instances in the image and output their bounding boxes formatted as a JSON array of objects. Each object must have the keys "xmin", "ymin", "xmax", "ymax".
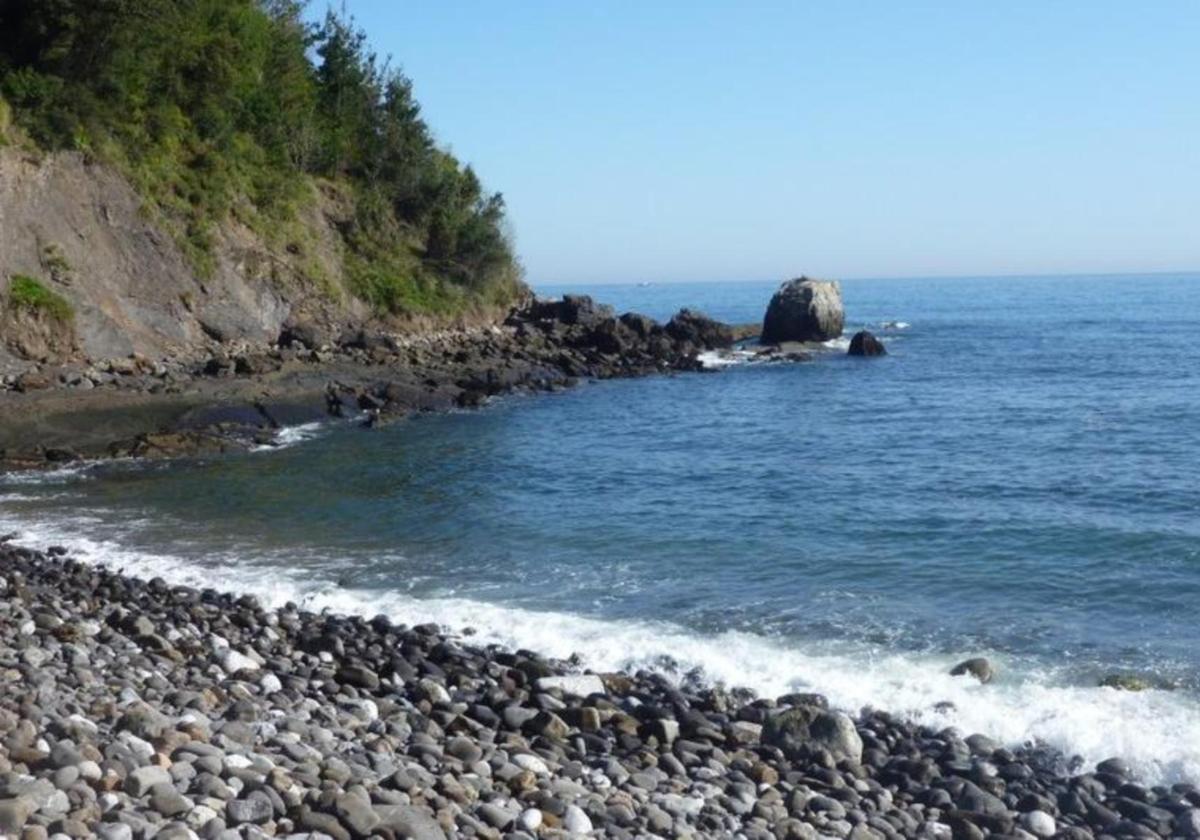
[{"xmin": 7, "ymin": 274, "xmax": 73, "ymax": 322}]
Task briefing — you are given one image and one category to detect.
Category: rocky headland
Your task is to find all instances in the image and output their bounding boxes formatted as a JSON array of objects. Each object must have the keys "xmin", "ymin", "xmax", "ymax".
[{"xmin": 0, "ymin": 276, "xmax": 879, "ymax": 471}]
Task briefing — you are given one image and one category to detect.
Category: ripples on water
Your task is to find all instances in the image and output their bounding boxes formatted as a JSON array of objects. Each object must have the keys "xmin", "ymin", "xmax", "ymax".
[{"xmin": 4, "ymin": 273, "xmax": 1200, "ymax": 782}]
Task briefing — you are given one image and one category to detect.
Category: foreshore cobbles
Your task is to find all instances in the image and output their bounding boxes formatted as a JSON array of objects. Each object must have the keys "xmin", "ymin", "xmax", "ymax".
[{"xmin": 1, "ymin": 540, "xmax": 1196, "ymax": 839}]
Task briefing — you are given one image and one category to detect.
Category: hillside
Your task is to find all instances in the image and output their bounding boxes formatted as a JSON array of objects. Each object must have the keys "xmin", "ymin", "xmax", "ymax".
[{"xmin": 0, "ymin": 0, "xmax": 525, "ymax": 368}]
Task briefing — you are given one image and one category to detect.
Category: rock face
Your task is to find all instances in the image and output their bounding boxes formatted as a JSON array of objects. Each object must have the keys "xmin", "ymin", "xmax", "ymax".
[
  {"xmin": 761, "ymin": 277, "xmax": 844, "ymax": 344},
  {"xmin": 848, "ymin": 329, "xmax": 887, "ymax": 356}
]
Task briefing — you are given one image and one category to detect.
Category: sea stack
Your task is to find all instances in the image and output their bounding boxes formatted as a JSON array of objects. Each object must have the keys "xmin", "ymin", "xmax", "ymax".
[{"xmin": 761, "ymin": 277, "xmax": 845, "ymax": 343}]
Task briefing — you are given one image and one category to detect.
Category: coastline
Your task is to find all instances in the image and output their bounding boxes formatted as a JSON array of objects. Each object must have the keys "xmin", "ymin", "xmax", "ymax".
[
  {"xmin": 1, "ymin": 538, "xmax": 1193, "ymax": 840},
  {"xmin": 1, "ymin": 297, "xmax": 769, "ymax": 471}
]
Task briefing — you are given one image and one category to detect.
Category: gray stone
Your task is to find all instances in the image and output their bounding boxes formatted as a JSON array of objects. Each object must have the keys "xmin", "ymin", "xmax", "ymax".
[
  {"xmin": 335, "ymin": 792, "xmax": 381, "ymax": 836},
  {"xmin": 564, "ymin": 804, "xmax": 593, "ymax": 834},
  {"xmin": 220, "ymin": 649, "xmax": 259, "ymax": 673},
  {"xmin": 374, "ymin": 804, "xmax": 447, "ymax": 840},
  {"xmin": 1020, "ymin": 810, "xmax": 1056, "ymax": 838},
  {"xmin": 0, "ymin": 796, "xmax": 35, "ymax": 833},
  {"xmin": 95, "ymin": 824, "xmax": 135, "ymax": 840},
  {"xmin": 226, "ymin": 791, "xmax": 274, "ymax": 825},
  {"xmin": 478, "ymin": 802, "xmax": 515, "ymax": 829},
  {"xmin": 761, "ymin": 277, "xmax": 844, "ymax": 343},
  {"xmin": 763, "ymin": 705, "xmax": 863, "ymax": 764},
  {"xmin": 151, "ymin": 785, "xmax": 194, "ymax": 817},
  {"xmin": 125, "ymin": 766, "xmax": 173, "ymax": 797}
]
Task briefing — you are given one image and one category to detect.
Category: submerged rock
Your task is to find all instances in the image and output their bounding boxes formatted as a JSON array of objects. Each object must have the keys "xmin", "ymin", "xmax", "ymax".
[
  {"xmin": 848, "ymin": 329, "xmax": 887, "ymax": 356},
  {"xmin": 1099, "ymin": 673, "xmax": 1152, "ymax": 691},
  {"xmin": 761, "ymin": 277, "xmax": 844, "ymax": 343},
  {"xmin": 950, "ymin": 656, "xmax": 995, "ymax": 683}
]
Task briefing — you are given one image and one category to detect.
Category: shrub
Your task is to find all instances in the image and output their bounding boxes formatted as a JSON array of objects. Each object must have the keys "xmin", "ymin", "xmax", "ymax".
[
  {"xmin": 0, "ymin": 1, "xmax": 524, "ymax": 314},
  {"xmin": 7, "ymin": 275, "xmax": 73, "ymax": 322}
]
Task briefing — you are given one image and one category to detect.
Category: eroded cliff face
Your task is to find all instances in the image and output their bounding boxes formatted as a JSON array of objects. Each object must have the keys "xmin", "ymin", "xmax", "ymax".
[{"xmin": 0, "ymin": 146, "xmax": 361, "ymax": 371}]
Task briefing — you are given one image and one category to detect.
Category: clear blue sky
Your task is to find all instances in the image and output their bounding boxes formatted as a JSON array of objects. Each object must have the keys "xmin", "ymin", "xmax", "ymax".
[{"xmin": 317, "ymin": 2, "xmax": 1199, "ymax": 284}]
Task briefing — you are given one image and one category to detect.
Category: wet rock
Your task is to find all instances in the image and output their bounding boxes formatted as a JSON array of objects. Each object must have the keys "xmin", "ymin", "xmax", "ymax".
[
  {"xmin": 847, "ymin": 330, "xmax": 887, "ymax": 356},
  {"xmin": 1099, "ymin": 673, "xmax": 1151, "ymax": 691},
  {"xmin": 950, "ymin": 657, "xmax": 995, "ymax": 684}
]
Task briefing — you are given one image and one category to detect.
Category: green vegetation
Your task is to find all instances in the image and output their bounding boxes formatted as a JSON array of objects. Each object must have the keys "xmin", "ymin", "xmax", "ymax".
[
  {"xmin": 0, "ymin": 1, "xmax": 523, "ymax": 314},
  {"xmin": 41, "ymin": 243, "xmax": 72, "ymax": 283},
  {"xmin": 7, "ymin": 274, "xmax": 74, "ymax": 321}
]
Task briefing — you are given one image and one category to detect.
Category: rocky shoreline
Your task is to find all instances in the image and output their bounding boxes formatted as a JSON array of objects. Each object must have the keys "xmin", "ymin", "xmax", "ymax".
[
  {"xmin": 0, "ymin": 296, "xmax": 767, "ymax": 471},
  {"xmin": 1, "ymin": 539, "xmax": 1196, "ymax": 840}
]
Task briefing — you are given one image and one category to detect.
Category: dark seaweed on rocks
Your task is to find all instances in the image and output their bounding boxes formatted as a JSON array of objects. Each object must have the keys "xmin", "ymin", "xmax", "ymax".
[{"xmin": 1, "ymin": 540, "xmax": 1197, "ymax": 839}]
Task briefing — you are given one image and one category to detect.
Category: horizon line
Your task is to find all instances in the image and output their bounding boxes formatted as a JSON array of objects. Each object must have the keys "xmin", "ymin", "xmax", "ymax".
[{"xmin": 534, "ymin": 268, "xmax": 1200, "ymax": 287}]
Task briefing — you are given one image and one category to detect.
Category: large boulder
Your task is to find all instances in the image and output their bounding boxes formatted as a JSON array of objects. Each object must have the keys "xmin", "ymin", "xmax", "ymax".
[
  {"xmin": 761, "ymin": 277, "xmax": 844, "ymax": 343},
  {"xmin": 762, "ymin": 704, "xmax": 863, "ymax": 765},
  {"xmin": 665, "ymin": 309, "xmax": 734, "ymax": 349}
]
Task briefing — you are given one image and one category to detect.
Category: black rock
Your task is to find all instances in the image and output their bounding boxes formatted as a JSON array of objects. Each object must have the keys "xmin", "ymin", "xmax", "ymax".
[
  {"xmin": 665, "ymin": 309, "xmax": 734, "ymax": 350},
  {"xmin": 847, "ymin": 330, "xmax": 887, "ymax": 356}
]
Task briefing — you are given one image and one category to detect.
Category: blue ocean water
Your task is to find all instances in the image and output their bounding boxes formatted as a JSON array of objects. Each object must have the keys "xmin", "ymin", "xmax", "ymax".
[{"xmin": 4, "ymin": 273, "xmax": 1200, "ymax": 781}]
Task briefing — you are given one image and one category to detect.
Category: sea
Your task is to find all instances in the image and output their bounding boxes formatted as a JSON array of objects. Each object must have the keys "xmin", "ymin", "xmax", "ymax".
[{"xmin": 3, "ymin": 273, "xmax": 1200, "ymax": 784}]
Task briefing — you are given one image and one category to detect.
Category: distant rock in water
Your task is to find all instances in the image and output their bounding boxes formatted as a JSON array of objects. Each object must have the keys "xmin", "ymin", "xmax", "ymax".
[
  {"xmin": 950, "ymin": 657, "xmax": 995, "ymax": 684},
  {"xmin": 848, "ymin": 330, "xmax": 887, "ymax": 356},
  {"xmin": 761, "ymin": 277, "xmax": 844, "ymax": 343}
]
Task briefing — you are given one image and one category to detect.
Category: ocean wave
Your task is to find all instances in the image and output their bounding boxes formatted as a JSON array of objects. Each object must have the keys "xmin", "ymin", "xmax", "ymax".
[
  {"xmin": 0, "ymin": 462, "xmax": 97, "ymax": 486},
  {"xmin": 251, "ymin": 421, "xmax": 328, "ymax": 452},
  {"xmin": 2, "ymin": 509, "xmax": 1199, "ymax": 786},
  {"xmin": 697, "ymin": 349, "xmax": 760, "ymax": 369}
]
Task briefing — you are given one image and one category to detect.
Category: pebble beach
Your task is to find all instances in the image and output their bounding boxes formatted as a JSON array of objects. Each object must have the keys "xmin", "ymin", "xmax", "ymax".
[{"xmin": 2, "ymin": 539, "xmax": 1198, "ymax": 840}]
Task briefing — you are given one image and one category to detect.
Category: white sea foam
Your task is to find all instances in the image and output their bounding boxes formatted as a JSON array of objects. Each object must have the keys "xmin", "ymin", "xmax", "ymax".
[
  {"xmin": 3, "ymin": 509, "xmax": 1200, "ymax": 786},
  {"xmin": 697, "ymin": 349, "xmax": 759, "ymax": 369},
  {"xmin": 251, "ymin": 421, "xmax": 328, "ymax": 452},
  {"xmin": 0, "ymin": 463, "xmax": 96, "ymax": 486},
  {"xmin": 880, "ymin": 320, "xmax": 911, "ymax": 330}
]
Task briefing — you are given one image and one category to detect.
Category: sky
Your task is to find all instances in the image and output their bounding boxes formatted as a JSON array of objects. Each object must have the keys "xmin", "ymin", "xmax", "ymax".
[{"xmin": 315, "ymin": 2, "xmax": 1200, "ymax": 285}]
